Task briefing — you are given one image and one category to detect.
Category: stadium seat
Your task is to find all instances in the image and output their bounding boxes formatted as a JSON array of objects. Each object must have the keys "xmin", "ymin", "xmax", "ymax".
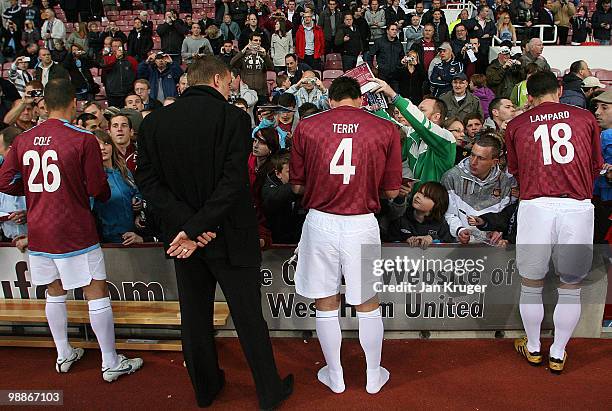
[
  {"xmin": 324, "ymin": 59, "xmax": 343, "ymax": 70},
  {"xmin": 551, "ymin": 68, "xmax": 562, "ymax": 78},
  {"xmin": 326, "ymin": 53, "xmax": 341, "ymax": 62},
  {"xmin": 595, "ymin": 69, "xmax": 612, "ymax": 82},
  {"xmin": 323, "ymin": 79, "xmax": 333, "ymax": 89},
  {"xmin": 322, "ymin": 69, "xmax": 343, "ymax": 80}
]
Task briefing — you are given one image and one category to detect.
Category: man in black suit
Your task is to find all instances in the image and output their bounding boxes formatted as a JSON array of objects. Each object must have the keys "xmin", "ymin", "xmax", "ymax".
[{"xmin": 135, "ymin": 56, "xmax": 293, "ymax": 410}]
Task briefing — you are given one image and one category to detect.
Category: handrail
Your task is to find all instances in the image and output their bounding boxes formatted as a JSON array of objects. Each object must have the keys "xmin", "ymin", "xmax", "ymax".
[{"xmin": 493, "ymin": 24, "xmax": 558, "ymax": 46}]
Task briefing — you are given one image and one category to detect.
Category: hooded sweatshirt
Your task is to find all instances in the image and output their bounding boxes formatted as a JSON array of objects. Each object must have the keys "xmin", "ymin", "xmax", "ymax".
[
  {"xmin": 441, "ymin": 157, "xmax": 513, "ymax": 241},
  {"xmin": 472, "ymin": 86, "xmax": 496, "ymax": 119},
  {"xmin": 560, "ymin": 72, "xmax": 586, "ymax": 108}
]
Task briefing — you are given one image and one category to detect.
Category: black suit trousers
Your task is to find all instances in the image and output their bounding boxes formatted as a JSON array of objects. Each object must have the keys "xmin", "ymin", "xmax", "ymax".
[{"xmin": 174, "ymin": 255, "xmax": 284, "ymax": 408}]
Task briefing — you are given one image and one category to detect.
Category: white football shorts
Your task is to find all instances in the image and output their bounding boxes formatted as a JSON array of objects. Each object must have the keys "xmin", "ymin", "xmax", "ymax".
[
  {"xmin": 295, "ymin": 209, "xmax": 381, "ymax": 305},
  {"xmin": 516, "ymin": 197, "xmax": 594, "ymax": 284},
  {"xmin": 28, "ymin": 245, "xmax": 107, "ymax": 290}
]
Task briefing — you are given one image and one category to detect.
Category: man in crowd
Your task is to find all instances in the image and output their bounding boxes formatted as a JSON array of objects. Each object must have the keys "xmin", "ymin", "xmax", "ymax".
[
  {"xmin": 519, "ymin": 38, "xmax": 550, "ymax": 72},
  {"xmin": 220, "ymin": 13, "xmax": 242, "ymax": 41},
  {"xmin": 410, "ymin": 22, "xmax": 437, "ymax": 73},
  {"xmin": 560, "ymin": 60, "xmax": 593, "ymax": 109},
  {"xmin": 421, "ymin": 0, "xmax": 446, "ymax": 25},
  {"xmin": 0, "ymin": 78, "xmax": 143, "ymax": 383},
  {"xmin": 157, "ymin": 10, "xmax": 189, "ymax": 64},
  {"xmin": 0, "ymin": 126, "xmax": 27, "ymax": 246},
  {"xmin": 285, "ymin": 70, "xmax": 329, "ymax": 108},
  {"xmin": 83, "ymin": 101, "xmax": 108, "ymax": 129},
  {"xmin": 127, "ymin": 17, "xmax": 154, "ymax": 62},
  {"xmin": 100, "ymin": 39, "xmax": 138, "ymax": 108},
  {"xmin": 506, "ymin": 70, "xmax": 603, "ymax": 374},
  {"xmin": 295, "ymin": 9, "xmax": 325, "ymax": 70},
  {"xmin": 231, "ymin": 32, "xmax": 274, "ymax": 105},
  {"xmin": 34, "ymin": 48, "xmax": 69, "ymax": 87},
  {"xmin": 486, "ymin": 45, "xmax": 524, "ymax": 99},
  {"xmin": 320, "ymin": 0, "xmax": 342, "ymax": 53},
  {"xmin": 463, "ymin": 112, "xmax": 483, "ymax": 144},
  {"xmin": 442, "ymin": 133, "xmax": 513, "ymax": 244},
  {"xmin": 138, "ymin": 52, "xmax": 183, "ymax": 104},
  {"xmin": 239, "ymin": 13, "xmax": 270, "ymax": 50},
  {"xmin": 404, "ymin": 13, "xmax": 423, "ymax": 52},
  {"xmin": 125, "ymin": 93, "xmax": 145, "ymax": 112},
  {"xmin": 285, "ymin": 53, "xmax": 311, "ymax": 84},
  {"xmin": 429, "ymin": 42, "xmax": 463, "ymax": 97},
  {"xmin": 229, "ymin": 68, "xmax": 258, "ymax": 110},
  {"xmin": 41, "ymin": 9, "xmax": 66, "ymax": 50},
  {"xmin": 109, "ymin": 112, "xmax": 137, "ymax": 172},
  {"xmin": 104, "ymin": 21, "xmax": 128, "ymax": 44},
  {"xmin": 335, "ymin": 11, "xmax": 362, "ymax": 70},
  {"xmin": 440, "ymin": 73, "xmax": 483, "ymax": 121},
  {"xmin": 134, "ymin": 79, "xmax": 163, "ymax": 110},
  {"xmin": 593, "ymin": 90, "xmax": 612, "ymax": 242},
  {"xmin": 365, "ymin": 0, "xmax": 386, "ymax": 40},
  {"xmin": 290, "ymin": 76, "xmax": 401, "ymax": 395},
  {"xmin": 76, "ymin": 112, "xmax": 100, "ymax": 131},
  {"xmin": 8, "ymin": 56, "xmax": 33, "ymax": 97},
  {"xmin": 368, "ymin": 23, "xmax": 404, "ymax": 91},
  {"xmin": 484, "ymin": 97, "xmax": 515, "ymax": 131},
  {"xmin": 136, "ymin": 55, "xmax": 293, "ymax": 409}
]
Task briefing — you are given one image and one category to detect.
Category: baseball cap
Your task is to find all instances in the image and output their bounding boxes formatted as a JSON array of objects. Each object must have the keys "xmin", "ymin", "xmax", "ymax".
[
  {"xmin": 593, "ymin": 90, "xmax": 612, "ymax": 104},
  {"xmin": 452, "ymin": 72, "xmax": 468, "ymax": 81},
  {"xmin": 437, "ymin": 42, "xmax": 452, "ymax": 52},
  {"xmin": 582, "ymin": 76, "xmax": 606, "ymax": 89},
  {"xmin": 498, "ymin": 46, "xmax": 511, "ymax": 55}
]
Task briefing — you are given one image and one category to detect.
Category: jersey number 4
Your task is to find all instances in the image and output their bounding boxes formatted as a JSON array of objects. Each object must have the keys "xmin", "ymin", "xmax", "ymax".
[
  {"xmin": 23, "ymin": 150, "xmax": 61, "ymax": 193},
  {"xmin": 330, "ymin": 138, "xmax": 356, "ymax": 184},
  {"xmin": 534, "ymin": 122, "xmax": 574, "ymax": 165}
]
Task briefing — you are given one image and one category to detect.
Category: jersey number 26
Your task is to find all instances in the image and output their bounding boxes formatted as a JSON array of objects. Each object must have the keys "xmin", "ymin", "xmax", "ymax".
[{"xmin": 23, "ymin": 150, "xmax": 61, "ymax": 193}]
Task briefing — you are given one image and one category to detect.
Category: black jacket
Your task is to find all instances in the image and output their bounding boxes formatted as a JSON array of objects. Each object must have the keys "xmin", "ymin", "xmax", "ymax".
[
  {"xmin": 368, "ymin": 35, "xmax": 405, "ymax": 79},
  {"xmin": 156, "ymin": 20, "xmax": 188, "ymax": 55},
  {"xmin": 261, "ymin": 173, "xmax": 304, "ymax": 244},
  {"xmin": 393, "ymin": 64, "xmax": 427, "ymax": 105},
  {"xmin": 387, "ymin": 201, "xmax": 454, "ymax": 243},
  {"xmin": 334, "ymin": 25, "xmax": 362, "ymax": 56},
  {"xmin": 477, "ymin": 200, "xmax": 518, "ymax": 244},
  {"xmin": 135, "ymin": 86, "xmax": 262, "ymax": 267},
  {"xmin": 63, "ymin": 53, "xmax": 98, "ymax": 93},
  {"xmin": 592, "ymin": 7, "xmax": 612, "ymax": 41},
  {"xmin": 34, "ymin": 62, "xmax": 70, "ymax": 84},
  {"xmin": 127, "ymin": 28, "xmax": 154, "ymax": 62}
]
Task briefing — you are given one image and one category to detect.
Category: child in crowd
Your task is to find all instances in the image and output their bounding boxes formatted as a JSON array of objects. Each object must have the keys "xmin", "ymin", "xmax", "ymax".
[
  {"xmin": 469, "ymin": 74, "xmax": 495, "ymax": 119},
  {"xmin": 271, "ymin": 73, "xmax": 291, "ymax": 100},
  {"xmin": 387, "ymin": 182, "xmax": 454, "ymax": 248}
]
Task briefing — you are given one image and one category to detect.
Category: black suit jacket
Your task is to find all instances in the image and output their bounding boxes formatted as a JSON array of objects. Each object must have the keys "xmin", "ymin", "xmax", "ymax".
[{"xmin": 135, "ymin": 85, "xmax": 262, "ymax": 267}]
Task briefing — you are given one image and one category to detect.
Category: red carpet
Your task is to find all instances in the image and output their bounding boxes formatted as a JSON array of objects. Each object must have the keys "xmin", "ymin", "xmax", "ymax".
[{"xmin": 1, "ymin": 338, "xmax": 611, "ymax": 410}]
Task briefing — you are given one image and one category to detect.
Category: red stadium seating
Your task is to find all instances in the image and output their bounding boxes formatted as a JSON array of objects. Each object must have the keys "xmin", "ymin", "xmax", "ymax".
[
  {"xmin": 322, "ymin": 70, "xmax": 343, "ymax": 80},
  {"xmin": 324, "ymin": 59, "xmax": 343, "ymax": 70},
  {"xmin": 325, "ymin": 53, "xmax": 341, "ymax": 62}
]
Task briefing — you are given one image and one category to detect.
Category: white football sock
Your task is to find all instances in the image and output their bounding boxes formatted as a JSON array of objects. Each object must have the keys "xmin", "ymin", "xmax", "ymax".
[
  {"xmin": 88, "ymin": 297, "xmax": 119, "ymax": 369},
  {"xmin": 315, "ymin": 309, "xmax": 344, "ymax": 393},
  {"xmin": 519, "ymin": 285, "xmax": 544, "ymax": 353},
  {"xmin": 45, "ymin": 294, "xmax": 73, "ymax": 359},
  {"xmin": 550, "ymin": 288, "xmax": 581, "ymax": 360},
  {"xmin": 358, "ymin": 308, "xmax": 388, "ymax": 394}
]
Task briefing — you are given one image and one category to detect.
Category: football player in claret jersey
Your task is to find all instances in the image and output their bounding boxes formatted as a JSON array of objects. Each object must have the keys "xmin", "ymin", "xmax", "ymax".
[
  {"xmin": 505, "ymin": 71, "xmax": 603, "ymax": 374},
  {"xmin": 0, "ymin": 79, "xmax": 143, "ymax": 382},
  {"xmin": 289, "ymin": 77, "xmax": 402, "ymax": 394}
]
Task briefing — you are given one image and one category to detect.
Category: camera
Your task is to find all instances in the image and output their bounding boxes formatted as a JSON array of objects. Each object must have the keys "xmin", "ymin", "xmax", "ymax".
[
  {"xmin": 29, "ymin": 90, "xmax": 43, "ymax": 98},
  {"xmin": 21, "ymin": 57, "xmax": 30, "ymax": 63},
  {"xmin": 466, "ymin": 44, "xmax": 473, "ymax": 50},
  {"xmin": 407, "ymin": 56, "xmax": 416, "ymax": 64}
]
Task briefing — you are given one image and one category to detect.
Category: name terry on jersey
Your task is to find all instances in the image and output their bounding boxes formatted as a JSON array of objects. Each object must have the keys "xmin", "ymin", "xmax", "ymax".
[
  {"xmin": 333, "ymin": 123, "xmax": 360, "ymax": 134},
  {"xmin": 529, "ymin": 110, "xmax": 570, "ymax": 123}
]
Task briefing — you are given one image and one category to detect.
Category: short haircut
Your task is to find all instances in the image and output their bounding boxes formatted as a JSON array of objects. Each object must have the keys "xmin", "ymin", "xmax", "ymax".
[
  {"xmin": 110, "ymin": 113, "xmax": 132, "ymax": 129},
  {"xmin": 271, "ymin": 150, "xmax": 290, "ymax": 173},
  {"xmin": 422, "ymin": 94, "xmax": 447, "ymax": 120},
  {"xmin": 223, "ymin": 39, "xmax": 233, "ymax": 45},
  {"xmin": 285, "ymin": 53, "xmax": 297, "ymax": 62},
  {"xmin": 527, "ymin": 70, "xmax": 559, "ymax": 98},
  {"xmin": 328, "ymin": 77, "xmax": 361, "ymax": 101},
  {"xmin": 298, "ymin": 102, "xmax": 319, "ymax": 118},
  {"xmin": 474, "ymin": 133, "xmax": 502, "ymax": 159},
  {"xmin": 0, "ymin": 126, "xmax": 22, "ymax": 148},
  {"xmin": 26, "ymin": 80, "xmax": 43, "ymax": 90},
  {"xmin": 84, "ymin": 100, "xmax": 102, "ymax": 111},
  {"xmin": 187, "ymin": 56, "xmax": 230, "ymax": 87},
  {"xmin": 77, "ymin": 112, "xmax": 97, "ymax": 125},
  {"xmin": 423, "ymin": 22, "xmax": 435, "ymax": 29},
  {"xmin": 276, "ymin": 73, "xmax": 289, "ymax": 87},
  {"xmin": 525, "ymin": 62, "xmax": 540, "ymax": 76},
  {"xmin": 470, "ymin": 73, "xmax": 487, "ymax": 88},
  {"xmin": 111, "ymin": 37, "xmax": 124, "ymax": 45},
  {"xmin": 44, "ymin": 78, "xmax": 75, "ymax": 111},
  {"xmin": 231, "ymin": 67, "xmax": 241, "ymax": 78},
  {"xmin": 569, "ymin": 60, "xmax": 585, "ymax": 74},
  {"xmin": 134, "ymin": 79, "xmax": 151, "ymax": 89},
  {"xmin": 278, "ymin": 92, "xmax": 296, "ymax": 108},
  {"xmin": 233, "ymin": 97, "xmax": 248, "ymax": 108},
  {"xmin": 463, "ymin": 112, "xmax": 483, "ymax": 125},
  {"xmin": 488, "ymin": 97, "xmax": 507, "ymax": 117},
  {"xmin": 125, "ymin": 93, "xmax": 143, "ymax": 103},
  {"xmin": 444, "ymin": 116, "xmax": 463, "ymax": 129},
  {"xmin": 249, "ymin": 31, "xmax": 262, "ymax": 41},
  {"xmin": 477, "ymin": 4, "xmax": 489, "ymax": 13},
  {"xmin": 417, "ymin": 181, "xmax": 450, "ymax": 221}
]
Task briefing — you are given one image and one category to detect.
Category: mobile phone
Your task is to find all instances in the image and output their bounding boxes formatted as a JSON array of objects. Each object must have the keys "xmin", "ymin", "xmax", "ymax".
[{"xmin": 402, "ymin": 177, "xmax": 420, "ymax": 185}]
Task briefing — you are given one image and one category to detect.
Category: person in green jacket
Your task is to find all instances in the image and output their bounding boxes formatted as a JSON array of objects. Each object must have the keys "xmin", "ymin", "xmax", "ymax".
[
  {"xmin": 510, "ymin": 62, "xmax": 540, "ymax": 109},
  {"xmin": 371, "ymin": 78, "xmax": 457, "ymax": 185}
]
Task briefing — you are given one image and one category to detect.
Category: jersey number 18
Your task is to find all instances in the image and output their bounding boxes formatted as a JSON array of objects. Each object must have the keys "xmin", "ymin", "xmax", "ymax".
[
  {"xmin": 23, "ymin": 150, "xmax": 61, "ymax": 193},
  {"xmin": 533, "ymin": 122, "xmax": 574, "ymax": 165}
]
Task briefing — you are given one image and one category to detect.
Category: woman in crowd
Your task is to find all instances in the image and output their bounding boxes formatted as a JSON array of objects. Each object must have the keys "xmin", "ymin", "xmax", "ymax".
[
  {"xmin": 571, "ymin": 5, "xmax": 591, "ymax": 45},
  {"xmin": 444, "ymin": 116, "xmax": 469, "ymax": 164},
  {"xmin": 22, "ymin": 19, "xmax": 41, "ymax": 45},
  {"xmin": 205, "ymin": 25, "xmax": 223, "ymax": 55},
  {"xmin": 394, "ymin": 50, "xmax": 427, "ymax": 106},
  {"xmin": 387, "ymin": 182, "xmax": 454, "ymax": 247},
  {"xmin": 469, "ymin": 74, "xmax": 495, "ymax": 119},
  {"xmin": 496, "ymin": 12, "xmax": 516, "ymax": 45},
  {"xmin": 92, "ymin": 130, "xmax": 144, "ymax": 245},
  {"xmin": 270, "ymin": 20, "xmax": 293, "ymax": 72},
  {"xmin": 66, "ymin": 21, "xmax": 89, "ymax": 52}
]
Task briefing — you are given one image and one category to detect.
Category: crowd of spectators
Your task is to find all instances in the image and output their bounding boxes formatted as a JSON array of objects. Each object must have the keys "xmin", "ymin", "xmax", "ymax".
[{"xmin": 0, "ymin": 0, "xmax": 611, "ymax": 250}]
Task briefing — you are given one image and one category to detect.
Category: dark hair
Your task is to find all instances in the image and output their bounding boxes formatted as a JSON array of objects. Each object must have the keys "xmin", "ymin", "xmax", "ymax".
[
  {"xmin": 474, "ymin": 133, "xmax": 502, "ymax": 159},
  {"xmin": 249, "ymin": 31, "xmax": 262, "ymax": 41},
  {"xmin": 276, "ymin": 73, "xmax": 288, "ymax": 87},
  {"xmin": 526, "ymin": 70, "xmax": 559, "ymax": 98},
  {"xmin": 77, "ymin": 112, "xmax": 97, "ymax": 125},
  {"xmin": 271, "ymin": 150, "xmax": 291, "ymax": 173},
  {"xmin": 417, "ymin": 182, "xmax": 449, "ymax": 221},
  {"xmin": 0, "ymin": 126, "xmax": 22, "ymax": 148},
  {"xmin": 329, "ymin": 76, "xmax": 361, "ymax": 101},
  {"xmin": 188, "ymin": 55, "xmax": 230, "ymax": 86},
  {"xmin": 93, "ymin": 130, "xmax": 135, "ymax": 186},
  {"xmin": 44, "ymin": 78, "xmax": 75, "ymax": 111},
  {"xmin": 477, "ymin": 4, "xmax": 489, "ymax": 13},
  {"xmin": 343, "ymin": 10, "xmax": 354, "ymax": 18},
  {"xmin": 223, "ymin": 39, "xmax": 233, "ymax": 45},
  {"xmin": 569, "ymin": 60, "xmax": 585, "ymax": 75},
  {"xmin": 488, "ymin": 97, "xmax": 508, "ymax": 117},
  {"xmin": 470, "ymin": 73, "xmax": 487, "ymax": 88},
  {"xmin": 452, "ymin": 23, "xmax": 467, "ymax": 38},
  {"xmin": 285, "ymin": 53, "xmax": 297, "ymax": 62},
  {"xmin": 278, "ymin": 92, "xmax": 296, "ymax": 108},
  {"xmin": 422, "ymin": 94, "xmax": 447, "ymax": 120},
  {"xmin": 109, "ymin": 113, "xmax": 133, "ymax": 129},
  {"xmin": 298, "ymin": 102, "xmax": 319, "ymax": 118},
  {"xmin": 26, "ymin": 79, "xmax": 43, "ymax": 90},
  {"xmin": 133, "ymin": 17, "xmax": 142, "ymax": 23},
  {"xmin": 274, "ymin": 19, "xmax": 287, "ymax": 36},
  {"xmin": 463, "ymin": 112, "xmax": 483, "ymax": 125},
  {"xmin": 125, "ymin": 93, "xmax": 142, "ymax": 104},
  {"xmin": 233, "ymin": 97, "xmax": 248, "ymax": 108},
  {"xmin": 111, "ymin": 37, "xmax": 124, "ymax": 45},
  {"xmin": 525, "ymin": 62, "xmax": 540, "ymax": 76}
]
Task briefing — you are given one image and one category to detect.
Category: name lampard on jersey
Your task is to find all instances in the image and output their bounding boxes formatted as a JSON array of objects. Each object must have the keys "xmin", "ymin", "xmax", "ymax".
[
  {"xmin": 529, "ymin": 111, "xmax": 570, "ymax": 123},
  {"xmin": 333, "ymin": 123, "xmax": 360, "ymax": 134}
]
